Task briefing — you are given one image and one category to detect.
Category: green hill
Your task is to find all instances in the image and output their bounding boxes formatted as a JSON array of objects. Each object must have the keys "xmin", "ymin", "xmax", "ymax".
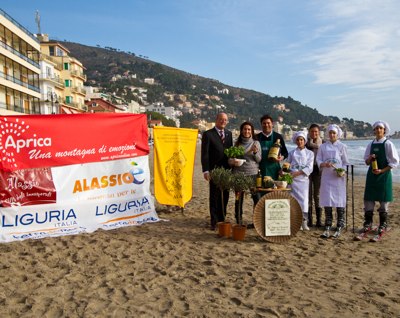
[{"xmin": 61, "ymin": 41, "xmax": 372, "ymax": 136}]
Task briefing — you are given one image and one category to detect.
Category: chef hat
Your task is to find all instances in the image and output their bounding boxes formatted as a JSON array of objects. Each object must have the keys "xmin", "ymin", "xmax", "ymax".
[
  {"xmin": 292, "ymin": 131, "xmax": 307, "ymax": 143},
  {"xmin": 326, "ymin": 124, "xmax": 343, "ymax": 139},
  {"xmin": 372, "ymin": 120, "xmax": 391, "ymax": 136}
]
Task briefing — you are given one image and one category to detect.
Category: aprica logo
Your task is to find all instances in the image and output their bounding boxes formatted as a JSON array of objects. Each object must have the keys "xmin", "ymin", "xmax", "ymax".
[{"xmin": 0, "ymin": 118, "xmax": 51, "ymax": 169}]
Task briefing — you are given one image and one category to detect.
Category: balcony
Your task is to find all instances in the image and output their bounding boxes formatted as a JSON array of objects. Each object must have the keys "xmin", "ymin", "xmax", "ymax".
[
  {"xmin": 0, "ymin": 70, "xmax": 40, "ymax": 93},
  {"xmin": 71, "ymin": 86, "xmax": 86, "ymax": 95},
  {"xmin": 71, "ymin": 70, "xmax": 87, "ymax": 81},
  {"xmin": 39, "ymin": 53, "xmax": 63, "ymax": 70},
  {"xmin": 0, "ymin": 9, "xmax": 40, "ymax": 44},
  {"xmin": 0, "ymin": 101, "xmax": 41, "ymax": 114},
  {"xmin": 40, "ymin": 73, "xmax": 64, "ymax": 88},
  {"xmin": 0, "ymin": 39, "xmax": 40, "ymax": 68},
  {"xmin": 64, "ymin": 101, "xmax": 80, "ymax": 109}
]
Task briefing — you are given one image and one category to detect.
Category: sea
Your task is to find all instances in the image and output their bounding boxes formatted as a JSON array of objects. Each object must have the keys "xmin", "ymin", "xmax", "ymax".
[{"xmin": 285, "ymin": 138, "xmax": 400, "ymax": 183}]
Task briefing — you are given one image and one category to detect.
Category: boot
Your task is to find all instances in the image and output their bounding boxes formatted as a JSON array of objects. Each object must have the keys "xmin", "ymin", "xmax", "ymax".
[
  {"xmin": 320, "ymin": 226, "xmax": 331, "ymax": 238},
  {"xmin": 315, "ymin": 207, "xmax": 322, "ymax": 228},
  {"xmin": 301, "ymin": 220, "xmax": 310, "ymax": 231},
  {"xmin": 307, "ymin": 207, "xmax": 313, "ymax": 227},
  {"xmin": 333, "ymin": 208, "xmax": 345, "ymax": 238},
  {"xmin": 362, "ymin": 211, "xmax": 373, "ymax": 232},
  {"xmin": 320, "ymin": 207, "xmax": 332, "ymax": 238},
  {"xmin": 378, "ymin": 212, "xmax": 388, "ymax": 234}
]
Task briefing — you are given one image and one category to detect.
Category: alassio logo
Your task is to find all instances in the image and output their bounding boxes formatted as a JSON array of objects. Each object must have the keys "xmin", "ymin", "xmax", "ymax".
[
  {"xmin": 0, "ymin": 118, "xmax": 52, "ymax": 169},
  {"xmin": 73, "ymin": 161, "xmax": 145, "ymax": 193}
]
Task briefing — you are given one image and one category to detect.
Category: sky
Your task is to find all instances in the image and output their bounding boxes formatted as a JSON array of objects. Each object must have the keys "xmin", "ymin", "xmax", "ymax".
[{"xmin": 2, "ymin": 0, "xmax": 400, "ymax": 131}]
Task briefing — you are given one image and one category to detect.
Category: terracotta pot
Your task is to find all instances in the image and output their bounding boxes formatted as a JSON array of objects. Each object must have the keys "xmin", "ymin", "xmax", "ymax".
[
  {"xmin": 232, "ymin": 224, "xmax": 246, "ymax": 241},
  {"xmin": 217, "ymin": 222, "xmax": 232, "ymax": 237}
]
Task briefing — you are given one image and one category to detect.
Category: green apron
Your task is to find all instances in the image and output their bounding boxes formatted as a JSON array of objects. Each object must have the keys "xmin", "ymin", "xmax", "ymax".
[
  {"xmin": 259, "ymin": 132, "xmax": 281, "ymax": 180},
  {"xmin": 364, "ymin": 140, "xmax": 392, "ymax": 202}
]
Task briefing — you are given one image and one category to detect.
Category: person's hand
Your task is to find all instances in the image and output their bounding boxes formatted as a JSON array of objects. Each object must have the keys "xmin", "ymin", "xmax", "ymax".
[
  {"xmin": 372, "ymin": 169, "xmax": 382, "ymax": 175},
  {"xmin": 251, "ymin": 144, "xmax": 258, "ymax": 153},
  {"xmin": 367, "ymin": 154, "xmax": 376, "ymax": 164},
  {"xmin": 291, "ymin": 171, "xmax": 302, "ymax": 178},
  {"xmin": 204, "ymin": 172, "xmax": 210, "ymax": 181}
]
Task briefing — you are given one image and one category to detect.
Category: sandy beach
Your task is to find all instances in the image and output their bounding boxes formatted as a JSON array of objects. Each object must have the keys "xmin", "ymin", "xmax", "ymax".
[{"xmin": 0, "ymin": 144, "xmax": 399, "ymax": 317}]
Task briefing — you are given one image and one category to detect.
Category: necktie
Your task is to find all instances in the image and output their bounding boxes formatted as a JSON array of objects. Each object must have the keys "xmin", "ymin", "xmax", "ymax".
[{"xmin": 219, "ymin": 130, "xmax": 225, "ymax": 142}]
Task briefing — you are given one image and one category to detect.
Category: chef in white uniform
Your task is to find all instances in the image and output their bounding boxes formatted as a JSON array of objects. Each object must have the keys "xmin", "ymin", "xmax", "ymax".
[
  {"xmin": 316, "ymin": 124, "xmax": 350, "ymax": 238},
  {"xmin": 286, "ymin": 131, "xmax": 314, "ymax": 231}
]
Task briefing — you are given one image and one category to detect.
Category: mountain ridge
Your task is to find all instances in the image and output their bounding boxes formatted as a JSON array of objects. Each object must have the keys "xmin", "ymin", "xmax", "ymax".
[{"xmin": 61, "ymin": 41, "xmax": 372, "ymax": 136}]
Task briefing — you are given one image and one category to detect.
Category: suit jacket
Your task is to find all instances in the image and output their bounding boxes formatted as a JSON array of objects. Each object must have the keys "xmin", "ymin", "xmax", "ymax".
[{"xmin": 201, "ymin": 127, "xmax": 233, "ymax": 173}]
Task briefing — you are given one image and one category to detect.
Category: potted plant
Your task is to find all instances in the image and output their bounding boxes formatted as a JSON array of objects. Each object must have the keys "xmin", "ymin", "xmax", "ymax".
[
  {"xmin": 230, "ymin": 172, "xmax": 254, "ymax": 241},
  {"xmin": 277, "ymin": 173, "xmax": 293, "ymax": 189},
  {"xmin": 209, "ymin": 167, "xmax": 233, "ymax": 237},
  {"xmin": 224, "ymin": 146, "xmax": 246, "ymax": 167}
]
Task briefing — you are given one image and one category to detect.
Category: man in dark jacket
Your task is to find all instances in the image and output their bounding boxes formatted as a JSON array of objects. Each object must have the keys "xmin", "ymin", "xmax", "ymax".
[{"xmin": 201, "ymin": 112, "xmax": 233, "ymax": 230}]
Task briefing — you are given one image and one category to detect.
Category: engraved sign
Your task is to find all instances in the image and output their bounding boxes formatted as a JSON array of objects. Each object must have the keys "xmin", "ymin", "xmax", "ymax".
[{"xmin": 265, "ymin": 199, "xmax": 291, "ymax": 236}]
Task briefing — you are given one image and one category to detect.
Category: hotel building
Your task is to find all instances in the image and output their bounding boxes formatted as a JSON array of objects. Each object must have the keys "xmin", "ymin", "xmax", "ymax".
[
  {"xmin": 0, "ymin": 9, "xmax": 41, "ymax": 115},
  {"xmin": 39, "ymin": 35, "xmax": 86, "ymax": 114}
]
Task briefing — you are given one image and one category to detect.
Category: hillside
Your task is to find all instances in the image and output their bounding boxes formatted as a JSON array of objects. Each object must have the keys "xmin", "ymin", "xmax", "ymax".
[{"xmin": 61, "ymin": 41, "xmax": 372, "ymax": 136}]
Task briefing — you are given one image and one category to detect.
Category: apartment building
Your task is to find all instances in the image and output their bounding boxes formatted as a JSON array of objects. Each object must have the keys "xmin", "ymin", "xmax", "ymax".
[
  {"xmin": 38, "ymin": 44, "xmax": 64, "ymax": 114},
  {"xmin": 0, "ymin": 9, "xmax": 41, "ymax": 115},
  {"xmin": 39, "ymin": 34, "xmax": 86, "ymax": 113}
]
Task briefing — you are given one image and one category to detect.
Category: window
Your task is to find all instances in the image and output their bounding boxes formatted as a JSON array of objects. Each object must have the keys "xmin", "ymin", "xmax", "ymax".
[
  {"xmin": 65, "ymin": 79, "xmax": 72, "ymax": 87},
  {"xmin": 56, "ymin": 47, "xmax": 64, "ymax": 56},
  {"xmin": 66, "ymin": 96, "xmax": 73, "ymax": 104},
  {"xmin": 64, "ymin": 63, "xmax": 70, "ymax": 70}
]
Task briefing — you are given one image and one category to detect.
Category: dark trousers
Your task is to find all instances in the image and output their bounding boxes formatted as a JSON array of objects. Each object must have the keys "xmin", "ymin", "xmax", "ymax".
[
  {"xmin": 209, "ymin": 180, "xmax": 229, "ymax": 226},
  {"xmin": 234, "ymin": 191, "xmax": 259, "ymax": 224}
]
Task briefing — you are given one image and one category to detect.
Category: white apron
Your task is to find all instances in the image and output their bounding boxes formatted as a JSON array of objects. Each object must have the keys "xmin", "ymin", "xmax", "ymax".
[
  {"xmin": 316, "ymin": 141, "xmax": 349, "ymax": 208},
  {"xmin": 287, "ymin": 148, "xmax": 314, "ymax": 212}
]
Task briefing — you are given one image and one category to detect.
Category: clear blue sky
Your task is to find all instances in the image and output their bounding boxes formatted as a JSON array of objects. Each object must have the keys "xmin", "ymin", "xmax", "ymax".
[{"xmin": 2, "ymin": 0, "xmax": 400, "ymax": 132}]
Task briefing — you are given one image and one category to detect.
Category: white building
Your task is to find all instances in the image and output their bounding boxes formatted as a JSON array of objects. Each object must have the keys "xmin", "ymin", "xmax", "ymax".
[
  {"xmin": 146, "ymin": 102, "xmax": 180, "ymax": 127},
  {"xmin": 0, "ymin": 9, "xmax": 41, "ymax": 115}
]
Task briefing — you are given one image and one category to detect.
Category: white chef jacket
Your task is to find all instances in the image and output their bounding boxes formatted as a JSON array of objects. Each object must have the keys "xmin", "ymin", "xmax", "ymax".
[
  {"xmin": 316, "ymin": 140, "xmax": 349, "ymax": 208},
  {"xmin": 287, "ymin": 147, "xmax": 314, "ymax": 212}
]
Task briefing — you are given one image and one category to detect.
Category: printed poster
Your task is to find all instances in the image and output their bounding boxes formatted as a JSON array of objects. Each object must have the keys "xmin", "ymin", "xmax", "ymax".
[
  {"xmin": 153, "ymin": 126, "xmax": 198, "ymax": 208},
  {"xmin": 265, "ymin": 199, "xmax": 291, "ymax": 236},
  {"xmin": 0, "ymin": 157, "xmax": 159, "ymax": 242},
  {"xmin": 0, "ymin": 113, "xmax": 149, "ymax": 171}
]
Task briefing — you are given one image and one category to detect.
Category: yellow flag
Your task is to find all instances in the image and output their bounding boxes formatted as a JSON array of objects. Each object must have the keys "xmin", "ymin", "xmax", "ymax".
[{"xmin": 153, "ymin": 126, "xmax": 198, "ymax": 208}]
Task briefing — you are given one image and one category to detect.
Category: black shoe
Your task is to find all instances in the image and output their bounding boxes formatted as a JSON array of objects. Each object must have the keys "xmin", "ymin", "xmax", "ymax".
[
  {"xmin": 332, "ymin": 226, "xmax": 343, "ymax": 239},
  {"xmin": 320, "ymin": 227, "xmax": 331, "ymax": 238},
  {"xmin": 377, "ymin": 225, "xmax": 387, "ymax": 234}
]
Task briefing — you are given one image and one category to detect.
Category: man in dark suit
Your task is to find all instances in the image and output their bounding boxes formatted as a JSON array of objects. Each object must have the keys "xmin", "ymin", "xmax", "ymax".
[{"xmin": 201, "ymin": 112, "xmax": 233, "ymax": 230}]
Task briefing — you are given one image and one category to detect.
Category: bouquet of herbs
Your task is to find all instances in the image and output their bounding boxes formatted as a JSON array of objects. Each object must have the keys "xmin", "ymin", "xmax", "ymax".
[
  {"xmin": 278, "ymin": 173, "xmax": 293, "ymax": 185},
  {"xmin": 224, "ymin": 146, "xmax": 245, "ymax": 158}
]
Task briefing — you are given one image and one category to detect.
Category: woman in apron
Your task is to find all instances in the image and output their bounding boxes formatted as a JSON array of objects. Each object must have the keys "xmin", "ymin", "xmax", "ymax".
[
  {"xmin": 285, "ymin": 131, "xmax": 314, "ymax": 231},
  {"xmin": 363, "ymin": 121, "xmax": 399, "ymax": 235},
  {"xmin": 316, "ymin": 124, "xmax": 349, "ymax": 238}
]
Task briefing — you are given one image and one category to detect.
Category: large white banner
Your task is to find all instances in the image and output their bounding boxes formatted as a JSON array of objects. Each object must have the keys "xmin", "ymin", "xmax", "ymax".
[{"xmin": 0, "ymin": 157, "xmax": 159, "ymax": 242}]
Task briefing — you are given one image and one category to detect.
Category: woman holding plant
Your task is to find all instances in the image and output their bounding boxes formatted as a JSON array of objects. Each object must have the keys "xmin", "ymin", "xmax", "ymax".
[
  {"xmin": 228, "ymin": 121, "xmax": 261, "ymax": 225},
  {"xmin": 316, "ymin": 124, "xmax": 349, "ymax": 239},
  {"xmin": 285, "ymin": 131, "xmax": 314, "ymax": 231}
]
